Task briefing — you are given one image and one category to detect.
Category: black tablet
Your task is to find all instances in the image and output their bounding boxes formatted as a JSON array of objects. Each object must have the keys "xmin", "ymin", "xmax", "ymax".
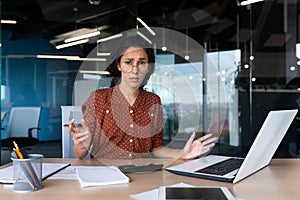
[
  {"xmin": 118, "ymin": 163, "xmax": 163, "ymax": 173},
  {"xmin": 158, "ymin": 186, "xmax": 236, "ymax": 200}
]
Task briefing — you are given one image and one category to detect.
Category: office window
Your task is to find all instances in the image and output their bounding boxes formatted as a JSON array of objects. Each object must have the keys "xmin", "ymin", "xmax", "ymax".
[{"xmin": 1, "ymin": 1, "xmax": 300, "ymax": 165}]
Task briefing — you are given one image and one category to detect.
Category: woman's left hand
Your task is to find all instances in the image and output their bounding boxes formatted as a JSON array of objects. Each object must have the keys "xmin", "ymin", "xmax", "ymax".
[{"xmin": 180, "ymin": 132, "xmax": 218, "ymax": 160}]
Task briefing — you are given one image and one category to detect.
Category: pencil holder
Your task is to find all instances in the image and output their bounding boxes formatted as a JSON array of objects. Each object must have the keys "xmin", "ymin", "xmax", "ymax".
[{"xmin": 11, "ymin": 154, "xmax": 43, "ymax": 192}]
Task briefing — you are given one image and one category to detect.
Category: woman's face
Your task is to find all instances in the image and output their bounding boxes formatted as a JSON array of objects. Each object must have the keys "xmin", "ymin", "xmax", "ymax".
[{"xmin": 118, "ymin": 47, "xmax": 149, "ymax": 89}]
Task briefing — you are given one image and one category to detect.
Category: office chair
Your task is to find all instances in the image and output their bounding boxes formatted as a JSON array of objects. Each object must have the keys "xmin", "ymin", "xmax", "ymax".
[
  {"xmin": 1, "ymin": 107, "xmax": 41, "ymax": 149},
  {"xmin": 1, "ymin": 112, "xmax": 7, "ymax": 122},
  {"xmin": 1, "ymin": 112, "xmax": 7, "ymax": 130}
]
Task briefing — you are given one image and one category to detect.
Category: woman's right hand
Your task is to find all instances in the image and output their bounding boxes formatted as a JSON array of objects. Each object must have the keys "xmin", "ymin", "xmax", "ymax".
[{"xmin": 68, "ymin": 119, "xmax": 91, "ymax": 151}]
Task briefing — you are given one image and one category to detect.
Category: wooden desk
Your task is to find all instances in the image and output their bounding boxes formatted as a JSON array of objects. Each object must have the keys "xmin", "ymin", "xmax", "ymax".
[{"xmin": 1, "ymin": 158, "xmax": 300, "ymax": 200}]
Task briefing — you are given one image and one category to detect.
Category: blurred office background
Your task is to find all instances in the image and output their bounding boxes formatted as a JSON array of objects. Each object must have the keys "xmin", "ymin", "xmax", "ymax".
[{"xmin": 1, "ymin": 0, "xmax": 300, "ymax": 165}]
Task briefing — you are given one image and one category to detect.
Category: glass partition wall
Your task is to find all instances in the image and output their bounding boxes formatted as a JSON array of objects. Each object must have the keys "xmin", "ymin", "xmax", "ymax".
[{"xmin": 1, "ymin": 1, "xmax": 300, "ymax": 165}]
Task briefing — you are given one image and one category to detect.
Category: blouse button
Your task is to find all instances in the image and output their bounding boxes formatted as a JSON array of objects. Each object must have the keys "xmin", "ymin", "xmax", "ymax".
[
  {"xmin": 106, "ymin": 110, "xmax": 109, "ymax": 113},
  {"xmin": 129, "ymin": 110, "xmax": 133, "ymax": 114},
  {"xmin": 129, "ymin": 153, "xmax": 132, "ymax": 157},
  {"xmin": 130, "ymin": 124, "xmax": 134, "ymax": 128},
  {"xmin": 150, "ymin": 113, "xmax": 154, "ymax": 117},
  {"xmin": 129, "ymin": 139, "xmax": 133, "ymax": 143}
]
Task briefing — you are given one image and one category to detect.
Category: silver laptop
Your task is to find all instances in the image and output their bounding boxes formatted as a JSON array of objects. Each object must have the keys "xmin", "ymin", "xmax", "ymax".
[{"xmin": 166, "ymin": 109, "xmax": 298, "ymax": 184}]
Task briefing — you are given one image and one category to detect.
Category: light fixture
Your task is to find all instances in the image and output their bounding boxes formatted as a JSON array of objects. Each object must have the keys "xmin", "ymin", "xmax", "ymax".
[
  {"xmin": 96, "ymin": 33, "xmax": 123, "ymax": 57},
  {"xmin": 1, "ymin": 20, "xmax": 17, "ymax": 24},
  {"xmin": 290, "ymin": 66, "xmax": 296, "ymax": 71},
  {"xmin": 56, "ymin": 39, "xmax": 89, "ymax": 49},
  {"xmin": 66, "ymin": 57, "xmax": 107, "ymax": 62},
  {"xmin": 296, "ymin": 43, "xmax": 300, "ymax": 59},
  {"xmin": 97, "ymin": 33, "xmax": 123, "ymax": 43},
  {"xmin": 244, "ymin": 64, "xmax": 249, "ymax": 69},
  {"xmin": 64, "ymin": 31, "xmax": 100, "ymax": 43},
  {"xmin": 97, "ymin": 52, "xmax": 111, "ymax": 56},
  {"xmin": 96, "ymin": 33, "xmax": 122, "ymax": 58},
  {"xmin": 50, "ymin": 27, "xmax": 107, "ymax": 49},
  {"xmin": 79, "ymin": 70, "xmax": 110, "ymax": 75},
  {"xmin": 37, "ymin": 55, "xmax": 80, "ymax": 59},
  {"xmin": 136, "ymin": 18, "xmax": 156, "ymax": 36},
  {"xmin": 137, "ymin": 31, "xmax": 152, "ymax": 44},
  {"xmin": 162, "ymin": 27, "xmax": 167, "ymax": 51},
  {"xmin": 89, "ymin": 0, "xmax": 101, "ymax": 5},
  {"xmin": 240, "ymin": 0, "xmax": 264, "ymax": 6},
  {"xmin": 185, "ymin": 27, "xmax": 189, "ymax": 60},
  {"xmin": 37, "ymin": 54, "xmax": 106, "ymax": 62}
]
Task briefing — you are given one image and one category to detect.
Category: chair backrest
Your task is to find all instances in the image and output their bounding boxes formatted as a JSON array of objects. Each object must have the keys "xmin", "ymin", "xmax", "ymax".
[
  {"xmin": 1, "ymin": 112, "xmax": 7, "ymax": 126},
  {"xmin": 1, "ymin": 112, "xmax": 7, "ymax": 122},
  {"xmin": 7, "ymin": 107, "xmax": 41, "ymax": 139},
  {"xmin": 61, "ymin": 106, "xmax": 83, "ymax": 158}
]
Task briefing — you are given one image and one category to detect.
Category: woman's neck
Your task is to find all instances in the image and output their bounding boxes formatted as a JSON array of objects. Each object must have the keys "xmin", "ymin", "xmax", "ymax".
[{"xmin": 118, "ymin": 83, "xmax": 139, "ymax": 106}]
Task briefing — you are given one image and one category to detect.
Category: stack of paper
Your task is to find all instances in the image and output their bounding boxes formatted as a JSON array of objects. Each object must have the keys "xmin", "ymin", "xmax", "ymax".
[{"xmin": 76, "ymin": 166, "xmax": 130, "ymax": 188}]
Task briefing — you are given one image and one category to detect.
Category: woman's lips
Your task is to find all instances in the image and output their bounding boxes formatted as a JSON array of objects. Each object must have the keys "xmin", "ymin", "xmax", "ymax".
[{"xmin": 130, "ymin": 77, "xmax": 139, "ymax": 82}]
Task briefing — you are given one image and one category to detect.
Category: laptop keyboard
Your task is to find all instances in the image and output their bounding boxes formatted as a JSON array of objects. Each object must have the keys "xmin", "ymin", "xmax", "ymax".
[{"xmin": 195, "ymin": 158, "xmax": 244, "ymax": 176}]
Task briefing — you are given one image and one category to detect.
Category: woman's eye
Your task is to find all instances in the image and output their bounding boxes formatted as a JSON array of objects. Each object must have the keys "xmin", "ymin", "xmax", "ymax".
[
  {"xmin": 125, "ymin": 61, "xmax": 132, "ymax": 65},
  {"xmin": 140, "ymin": 61, "xmax": 147, "ymax": 65}
]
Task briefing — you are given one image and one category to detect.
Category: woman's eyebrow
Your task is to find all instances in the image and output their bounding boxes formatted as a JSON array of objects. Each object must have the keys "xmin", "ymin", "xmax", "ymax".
[
  {"xmin": 138, "ymin": 58, "xmax": 147, "ymax": 60},
  {"xmin": 124, "ymin": 57, "xmax": 147, "ymax": 61}
]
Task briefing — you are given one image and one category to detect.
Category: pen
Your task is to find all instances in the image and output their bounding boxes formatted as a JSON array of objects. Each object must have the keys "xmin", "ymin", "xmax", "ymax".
[
  {"xmin": 13, "ymin": 141, "xmax": 24, "ymax": 159},
  {"xmin": 63, "ymin": 123, "xmax": 82, "ymax": 128},
  {"xmin": 194, "ymin": 132, "xmax": 205, "ymax": 140},
  {"xmin": 12, "ymin": 141, "xmax": 40, "ymax": 190}
]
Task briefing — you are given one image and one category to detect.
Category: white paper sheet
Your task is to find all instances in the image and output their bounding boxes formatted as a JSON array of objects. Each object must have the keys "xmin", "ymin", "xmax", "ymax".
[{"xmin": 76, "ymin": 166, "xmax": 130, "ymax": 188}]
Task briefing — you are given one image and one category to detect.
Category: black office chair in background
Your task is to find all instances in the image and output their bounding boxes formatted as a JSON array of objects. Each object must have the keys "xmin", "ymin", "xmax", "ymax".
[{"xmin": 1, "ymin": 107, "xmax": 41, "ymax": 149}]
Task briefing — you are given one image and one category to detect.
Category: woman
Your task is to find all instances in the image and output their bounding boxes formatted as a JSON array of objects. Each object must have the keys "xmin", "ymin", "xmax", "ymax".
[{"xmin": 68, "ymin": 36, "xmax": 217, "ymax": 160}]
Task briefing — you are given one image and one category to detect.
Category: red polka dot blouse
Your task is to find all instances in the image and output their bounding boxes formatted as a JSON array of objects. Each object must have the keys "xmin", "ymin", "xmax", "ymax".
[{"xmin": 82, "ymin": 86, "xmax": 164, "ymax": 159}]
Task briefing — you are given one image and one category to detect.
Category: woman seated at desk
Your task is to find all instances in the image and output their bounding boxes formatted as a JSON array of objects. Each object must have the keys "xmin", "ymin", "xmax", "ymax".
[{"xmin": 68, "ymin": 36, "xmax": 217, "ymax": 160}]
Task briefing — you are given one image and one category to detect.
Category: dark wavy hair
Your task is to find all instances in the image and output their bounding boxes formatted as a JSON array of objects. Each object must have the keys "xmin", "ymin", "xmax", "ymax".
[{"xmin": 106, "ymin": 36, "xmax": 155, "ymax": 89}]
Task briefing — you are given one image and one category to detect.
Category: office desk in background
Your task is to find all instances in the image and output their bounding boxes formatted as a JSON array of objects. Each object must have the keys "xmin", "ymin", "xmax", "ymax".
[{"xmin": 1, "ymin": 158, "xmax": 300, "ymax": 200}]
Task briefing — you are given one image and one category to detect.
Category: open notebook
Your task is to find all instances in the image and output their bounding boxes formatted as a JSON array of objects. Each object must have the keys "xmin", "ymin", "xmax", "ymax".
[{"xmin": 166, "ymin": 109, "xmax": 298, "ymax": 184}]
